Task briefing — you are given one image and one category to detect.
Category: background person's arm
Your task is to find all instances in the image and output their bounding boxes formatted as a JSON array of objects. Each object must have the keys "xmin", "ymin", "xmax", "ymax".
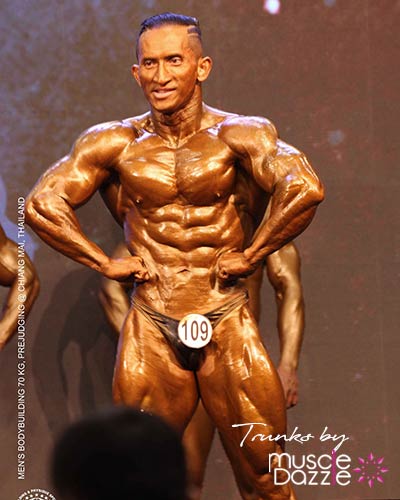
[
  {"xmin": 98, "ymin": 243, "xmax": 132, "ymax": 335},
  {"xmin": 266, "ymin": 242, "xmax": 304, "ymax": 407},
  {"xmin": 0, "ymin": 225, "xmax": 40, "ymax": 350}
]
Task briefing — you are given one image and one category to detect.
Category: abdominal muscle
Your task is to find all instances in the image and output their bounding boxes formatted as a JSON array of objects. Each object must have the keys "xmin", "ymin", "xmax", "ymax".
[{"xmin": 124, "ymin": 199, "xmax": 248, "ymax": 317}]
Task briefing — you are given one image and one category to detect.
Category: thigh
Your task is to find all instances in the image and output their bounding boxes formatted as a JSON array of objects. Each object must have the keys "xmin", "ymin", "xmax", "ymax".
[
  {"xmin": 113, "ymin": 306, "xmax": 198, "ymax": 432},
  {"xmin": 198, "ymin": 305, "xmax": 292, "ymax": 498}
]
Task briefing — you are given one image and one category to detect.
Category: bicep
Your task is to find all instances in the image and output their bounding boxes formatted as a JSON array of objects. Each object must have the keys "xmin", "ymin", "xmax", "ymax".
[
  {"xmin": 28, "ymin": 122, "xmax": 135, "ymax": 209},
  {"xmin": 250, "ymin": 139, "xmax": 320, "ymax": 196},
  {"xmin": 30, "ymin": 148, "xmax": 110, "ymax": 210}
]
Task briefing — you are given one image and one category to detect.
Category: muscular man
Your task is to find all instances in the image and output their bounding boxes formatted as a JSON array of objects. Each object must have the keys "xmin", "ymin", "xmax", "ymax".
[
  {"xmin": 0, "ymin": 224, "xmax": 39, "ymax": 349},
  {"xmin": 26, "ymin": 13, "xmax": 323, "ymax": 499},
  {"xmin": 99, "ymin": 240, "xmax": 304, "ymax": 498}
]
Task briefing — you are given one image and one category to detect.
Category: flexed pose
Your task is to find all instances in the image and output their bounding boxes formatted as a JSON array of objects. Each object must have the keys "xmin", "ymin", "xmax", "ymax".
[
  {"xmin": 26, "ymin": 13, "xmax": 323, "ymax": 499},
  {"xmin": 0, "ymin": 224, "xmax": 39, "ymax": 349},
  {"xmin": 99, "ymin": 239, "xmax": 304, "ymax": 499}
]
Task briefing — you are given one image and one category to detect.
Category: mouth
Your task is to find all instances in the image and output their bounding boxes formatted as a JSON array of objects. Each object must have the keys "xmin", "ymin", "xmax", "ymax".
[{"xmin": 152, "ymin": 88, "xmax": 176, "ymax": 99}]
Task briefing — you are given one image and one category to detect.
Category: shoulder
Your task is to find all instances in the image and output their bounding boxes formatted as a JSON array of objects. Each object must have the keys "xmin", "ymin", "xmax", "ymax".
[
  {"xmin": 78, "ymin": 111, "xmax": 152, "ymax": 145},
  {"xmin": 70, "ymin": 118, "xmax": 144, "ymax": 165},
  {"xmin": 77, "ymin": 119, "xmax": 138, "ymax": 149},
  {"xmin": 218, "ymin": 115, "xmax": 278, "ymax": 157},
  {"xmin": 220, "ymin": 114, "xmax": 277, "ymax": 132}
]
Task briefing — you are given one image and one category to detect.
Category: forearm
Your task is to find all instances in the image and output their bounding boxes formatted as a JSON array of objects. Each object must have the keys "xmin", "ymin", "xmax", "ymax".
[
  {"xmin": 0, "ymin": 278, "xmax": 20, "ymax": 345},
  {"xmin": 26, "ymin": 193, "xmax": 110, "ymax": 273},
  {"xmin": 244, "ymin": 179, "xmax": 322, "ymax": 266},
  {"xmin": 0, "ymin": 260, "xmax": 39, "ymax": 348},
  {"xmin": 276, "ymin": 291, "xmax": 305, "ymax": 370},
  {"xmin": 23, "ymin": 264, "xmax": 40, "ymax": 320}
]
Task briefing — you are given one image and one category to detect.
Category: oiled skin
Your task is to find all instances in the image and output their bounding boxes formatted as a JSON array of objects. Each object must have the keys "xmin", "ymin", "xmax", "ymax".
[
  {"xmin": 0, "ymin": 224, "xmax": 40, "ymax": 349},
  {"xmin": 183, "ymin": 244, "xmax": 305, "ymax": 500},
  {"xmin": 26, "ymin": 23, "xmax": 323, "ymax": 500},
  {"xmin": 100, "ymin": 239, "xmax": 304, "ymax": 499},
  {"xmin": 100, "ymin": 162, "xmax": 305, "ymax": 499},
  {"xmin": 26, "ymin": 108, "xmax": 320, "ymax": 500}
]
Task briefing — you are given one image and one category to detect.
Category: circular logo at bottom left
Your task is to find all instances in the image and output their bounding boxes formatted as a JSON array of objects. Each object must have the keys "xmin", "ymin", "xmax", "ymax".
[{"xmin": 19, "ymin": 488, "xmax": 56, "ymax": 500}]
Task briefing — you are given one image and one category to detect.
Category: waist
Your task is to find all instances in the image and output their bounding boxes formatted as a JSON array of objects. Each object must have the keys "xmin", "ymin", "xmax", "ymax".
[
  {"xmin": 133, "ymin": 278, "xmax": 248, "ymax": 318},
  {"xmin": 133, "ymin": 289, "xmax": 248, "ymax": 322}
]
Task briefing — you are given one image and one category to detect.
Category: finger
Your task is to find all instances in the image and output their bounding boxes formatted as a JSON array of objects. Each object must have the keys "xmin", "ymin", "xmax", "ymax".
[
  {"xmin": 287, "ymin": 392, "xmax": 298, "ymax": 408},
  {"xmin": 135, "ymin": 270, "xmax": 149, "ymax": 281},
  {"xmin": 285, "ymin": 389, "xmax": 292, "ymax": 407},
  {"xmin": 218, "ymin": 268, "xmax": 229, "ymax": 279}
]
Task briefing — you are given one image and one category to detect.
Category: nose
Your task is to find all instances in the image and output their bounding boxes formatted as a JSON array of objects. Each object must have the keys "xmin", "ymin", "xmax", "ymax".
[{"xmin": 155, "ymin": 61, "xmax": 171, "ymax": 85}]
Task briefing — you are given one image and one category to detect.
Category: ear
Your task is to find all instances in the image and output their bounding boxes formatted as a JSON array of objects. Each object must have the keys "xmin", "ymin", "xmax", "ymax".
[
  {"xmin": 131, "ymin": 64, "xmax": 141, "ymax": 87},
  {"xmin": 197, "ymin": 56, "xmax": 212, "ymax": 83}
]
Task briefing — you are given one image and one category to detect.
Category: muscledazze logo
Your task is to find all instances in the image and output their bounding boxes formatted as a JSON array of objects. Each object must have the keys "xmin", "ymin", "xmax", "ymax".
[
  {"xmin": 269, "ymin": 449, "xmax": 351, "ymax": 486},
  {"xmin": 269, "ymin": 450, "xmax": 389, "ymax": 489},
  {"xmin": 232, "ymin": 423, "xmax": 389, "ymax": 490},
  {"xmin": 353, "ymin": 453, "xmax": 389, "ymax": 488}
]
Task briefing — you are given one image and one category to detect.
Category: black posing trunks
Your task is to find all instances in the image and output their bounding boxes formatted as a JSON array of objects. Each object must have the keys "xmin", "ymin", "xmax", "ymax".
[{"xmin": 132, "ymin": 292, "xmax": 249, "ymax": 371}]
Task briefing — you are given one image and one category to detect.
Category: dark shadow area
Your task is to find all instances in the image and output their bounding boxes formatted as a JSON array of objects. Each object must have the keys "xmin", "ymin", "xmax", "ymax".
[{"xmin": 32, "ymin": 270, "xmax": 116, "ymax": 437}]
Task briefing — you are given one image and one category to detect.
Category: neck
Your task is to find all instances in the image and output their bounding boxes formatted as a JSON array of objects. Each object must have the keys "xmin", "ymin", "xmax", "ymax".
[{"xmin": 150, "ymin": 87, "xmax": 204, "ymax": 146}]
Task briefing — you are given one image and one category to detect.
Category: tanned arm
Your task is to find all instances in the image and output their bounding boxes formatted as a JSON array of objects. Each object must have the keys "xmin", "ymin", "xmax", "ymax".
[
  {"xmin": 0, "ymin": 225, "xmax": 40, "ymax": 350},
  {"xmin": 218, "ymin": 118, "xmax": 324, "ymax": 279},
  {"xmin": 26, "ymin": 122, "xmax": 148, "ymax": 282},
  {"xmin": 266, "ymin": 242, "xmax": 305, "ymax": 407}
]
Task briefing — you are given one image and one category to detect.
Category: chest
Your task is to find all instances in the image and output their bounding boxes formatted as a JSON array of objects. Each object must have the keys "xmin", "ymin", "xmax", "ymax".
[{"xmin": 116, "ymin": 130, "xmax": 236, "ymax": 206}]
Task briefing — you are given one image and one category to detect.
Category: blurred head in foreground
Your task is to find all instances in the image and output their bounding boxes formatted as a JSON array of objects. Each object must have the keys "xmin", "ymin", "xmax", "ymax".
[{"xmin": 51, "ymin": 407, "xmax": 187, "ymax": 500}]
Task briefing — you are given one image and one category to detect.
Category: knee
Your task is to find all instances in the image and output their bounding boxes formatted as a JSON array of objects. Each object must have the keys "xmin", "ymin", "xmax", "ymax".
[
  {"xmin": 112, "ymin": 360, "xmax": 147, "ymax": 407},
  {"xmin": 262, "ymin": 474, "xmax": 292, "ymax": 499},
  {"xmin": 240, "ymin": 444, "xmax": 294, "ymax": 499},
  {"xmin": 236, "ymin": 475, "xmax": 292, "ymax": 500}
]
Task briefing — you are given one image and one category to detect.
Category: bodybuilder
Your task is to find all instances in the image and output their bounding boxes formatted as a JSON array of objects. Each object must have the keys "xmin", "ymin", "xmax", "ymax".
[
  {"xmin": 99, "ymin": 240, "xmax": 304, "ymax": 499},
  {"xmin": 26, "ymin": 13, "xmax": 323, "ymax": 499},
  {"xmin": 0, "ymin": 223, "xmax": 39, "ymax": 349}
]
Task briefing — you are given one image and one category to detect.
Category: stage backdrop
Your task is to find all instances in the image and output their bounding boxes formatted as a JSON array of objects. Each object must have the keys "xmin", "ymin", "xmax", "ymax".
[{"xmin": 1, "ymin": 1, "xmax": 399, "ymax": 499}]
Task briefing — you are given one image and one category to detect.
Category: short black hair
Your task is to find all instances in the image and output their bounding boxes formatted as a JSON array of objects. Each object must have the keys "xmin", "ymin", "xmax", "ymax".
[
  {"xmin": 51, "ymin": 407, "xmax": 187, "ymax": 500},
  {"xmin": 136, "ymin": 12, "xmax": 202, "ymax": 59}
]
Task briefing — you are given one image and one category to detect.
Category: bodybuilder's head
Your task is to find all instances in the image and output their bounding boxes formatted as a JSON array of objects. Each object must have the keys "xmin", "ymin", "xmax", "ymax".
[{"xmin": 132, "ymin": 13, "xmax": 212, "ymax": 113}]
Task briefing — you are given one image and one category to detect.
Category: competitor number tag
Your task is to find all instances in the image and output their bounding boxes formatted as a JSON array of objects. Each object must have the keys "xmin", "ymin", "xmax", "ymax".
[{"xmin": 178, "ymin": 314, "xmax": 213, "ymax": 348}]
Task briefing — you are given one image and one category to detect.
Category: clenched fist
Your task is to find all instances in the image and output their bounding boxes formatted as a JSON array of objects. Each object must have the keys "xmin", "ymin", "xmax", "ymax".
[
  {"xmin": 101, "ymin": 256, "xmax": 149, "ymax": 283},
  {"xmin": 217, "ymin": 251, "xmax": 257, "ymax": 283}
]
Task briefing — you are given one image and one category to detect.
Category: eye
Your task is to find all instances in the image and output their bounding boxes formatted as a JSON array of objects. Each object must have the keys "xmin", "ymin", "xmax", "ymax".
[
  {"xmin": 142, "ymin": 59, "xmax": 156, "ymax": 68},
  {"xmin": 169, "ymin": 56, "xmax": 182, "ymax": 65}
]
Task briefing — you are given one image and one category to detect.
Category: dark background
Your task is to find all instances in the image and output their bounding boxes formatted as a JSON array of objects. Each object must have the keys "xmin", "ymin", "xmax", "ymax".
[{"xmin": 1, "ymin": 1, "xmax": 399, "ymax": 499}]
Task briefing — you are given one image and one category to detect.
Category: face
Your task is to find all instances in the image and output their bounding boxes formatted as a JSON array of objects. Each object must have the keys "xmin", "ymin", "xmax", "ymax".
[{"xmin": 132, "ymin": 25, "xmax": 212, "ymax": 113}]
